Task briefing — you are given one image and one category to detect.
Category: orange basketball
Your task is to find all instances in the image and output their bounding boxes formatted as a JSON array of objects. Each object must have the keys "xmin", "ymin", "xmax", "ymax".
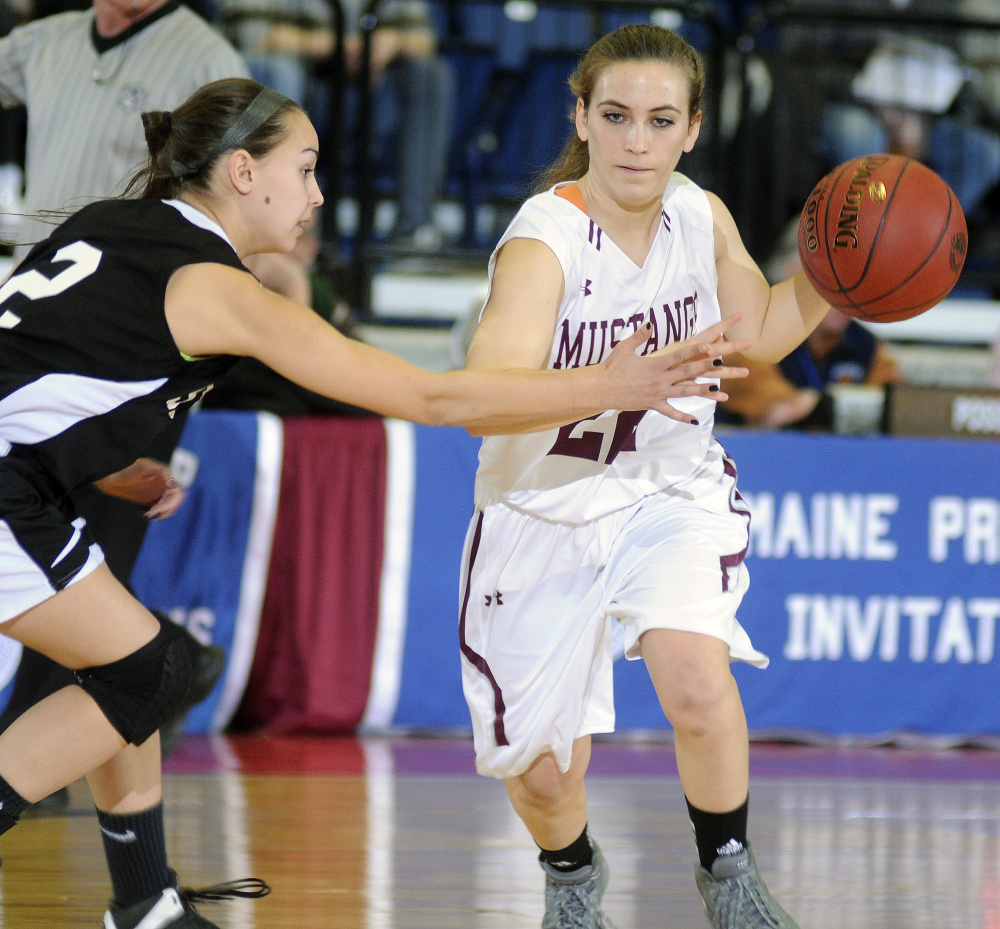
[{"xmin": 797, "ymin": 154, "xmax": 967, "ymax": 323}]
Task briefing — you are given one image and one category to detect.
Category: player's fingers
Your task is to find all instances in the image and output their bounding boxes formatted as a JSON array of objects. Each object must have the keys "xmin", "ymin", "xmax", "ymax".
[
  {"xmin": 650, "ymin": 401, "xmax": 699, "ymax": 424},
  {"xmin": 614, "ymin": 320, "xmax": 654, "ymax": 354},
  {"xmin": 692, "ymin": 338, "xmax": 753, "ymax": 367},
  {"xmin": 663, "ymin": 315, "xmax": 746, "ymax": 358},
  {"xmin": 710, "ymin": 363, "xmax": 749, "ymax": 381},
  {"xmin": 145, "ymin": 485, "xmax": 186, "ymax": 520},
  {"xmin": 696, "ymin": 313, "xmax": 744, "ymax": 344},
  {"xmin": 665, "ymin": 355, "xmax": 749, "ymax": 384},
  {"xmin": 652, "ymin": 383, "xmax": 729, "ymax": 423},
  {"xmin": 708, "ymin": 338, "xmax": 753, "ymax": 359},
  {"xmin": 650, "ymin": 394, "xmax": 729, "ymax": 423},
  {"xmin": 652, "ymin": 335, "xmax": 752, "ymax": 368}
]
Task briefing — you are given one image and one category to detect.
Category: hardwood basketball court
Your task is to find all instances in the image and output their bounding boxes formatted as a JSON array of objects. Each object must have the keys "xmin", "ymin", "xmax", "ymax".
[{"xmin": 3, "ymin": 735, "xmax": 998, "ymax": 928}]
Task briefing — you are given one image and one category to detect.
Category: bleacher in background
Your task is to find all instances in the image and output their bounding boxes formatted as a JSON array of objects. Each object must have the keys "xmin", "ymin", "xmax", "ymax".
[
  {"xmin": 327, "ymin": 0, "xmax": 1000, "ymax": 414},
  {"xmin": 337, "ymin": 2, "xmax": 1000, "ymax": 269},
  {"xmin": 341, "ymin": 0, "xmax": 732, "ymax": 316},
  {"xmin": 0, "ymin": 0, "xmax": 997, "ymax": 403}
]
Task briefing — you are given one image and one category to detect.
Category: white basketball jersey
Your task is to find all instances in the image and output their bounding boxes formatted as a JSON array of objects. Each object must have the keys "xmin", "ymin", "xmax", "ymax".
[{"xmin": 475, "ymin": 173, "xmax": 726, "ymax": 524}]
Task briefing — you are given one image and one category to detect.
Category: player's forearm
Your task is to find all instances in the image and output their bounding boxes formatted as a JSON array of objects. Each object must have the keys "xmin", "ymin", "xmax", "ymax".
[
  {"xmin": 275, "ymin": 332, "xmax": 609, "ymax": 429},
  {"xmin": 746, "ymin": 272, "xmax": 830, "ymax": 364},
  {"xmin": 420, "ymin": 365, "xmax": 611, "ymax": 430}
]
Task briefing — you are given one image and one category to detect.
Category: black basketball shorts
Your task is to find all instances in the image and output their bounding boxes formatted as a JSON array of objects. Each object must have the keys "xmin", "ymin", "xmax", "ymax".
[{"xmin": 0, "ymin": 460, "xmax": 104, "ymax": 622}]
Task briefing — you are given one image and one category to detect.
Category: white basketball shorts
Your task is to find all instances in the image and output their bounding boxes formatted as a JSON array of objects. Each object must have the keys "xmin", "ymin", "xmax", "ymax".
[{"xmin": 458, "ymin": 454, "xmax": 766, "ymax": 780}]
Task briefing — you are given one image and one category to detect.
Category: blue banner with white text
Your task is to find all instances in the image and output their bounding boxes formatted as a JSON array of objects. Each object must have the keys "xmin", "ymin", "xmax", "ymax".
[
  {"xmin": 6, "ymin": 417, "xmax": 992, "ymax": 743},
  {"xmin": 399, "ymin": 429, "xmax": 1000, "ymax": 742},
  {"xmin": 725, "ymin": 431, "xmax": 999, "ymax": 742},
  {"xmin": 611, "ymin": 432, "xmax": 1000, "ymax": 740}
]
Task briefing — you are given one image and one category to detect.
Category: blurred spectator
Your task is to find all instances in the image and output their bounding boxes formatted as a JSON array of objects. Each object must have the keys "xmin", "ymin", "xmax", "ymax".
[
  {"xmin": 743, "ymin": 0, "xmax": 1000, "ymax": 272},
  {"xmin": 720, "ymin": 309, "xmax": 903, "ymax": 431},
  {"xmin": 717, "ymin": 354, "xmax": 827, "ymax": 429},
  {"xmin": 217, "ymin": 0, "xmax": 455, "ymax": 247},
  {"xmin": 780, "ymin": 307, "xmax": 904, "ymax": 390},
  {"xmin": 216, "ymin": 0, "xmax": 332, "ymax": 106},
  {"xmin": 823, "ymin": 35, "xmax": 1000, "ymax": 217},
  {"xmin": 344, "ymin": 0, "xmax": 455, "ymax": 246}
]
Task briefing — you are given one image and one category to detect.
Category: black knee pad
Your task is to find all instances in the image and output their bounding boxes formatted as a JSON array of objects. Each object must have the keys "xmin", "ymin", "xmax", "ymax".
[{"xmin": 74, "ymin": 615, "xmax": 194, "ymax": 746}]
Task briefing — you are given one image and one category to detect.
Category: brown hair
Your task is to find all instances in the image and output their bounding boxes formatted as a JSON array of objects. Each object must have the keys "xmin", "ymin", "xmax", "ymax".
[
  {"xmin": 535, "ymin": 24, "xmax": 705, "ymax": 192},
  {"xmin": 124, "ymin": 78, "xmax": 304, "ymax": 200}
]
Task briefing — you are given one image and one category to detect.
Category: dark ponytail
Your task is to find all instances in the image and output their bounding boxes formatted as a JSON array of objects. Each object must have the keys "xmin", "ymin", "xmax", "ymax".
[
  {"xmin": 133, "ymin": 109, "xmax": 176, "ymax": 200},
  {"xmin": 123, "ymin": 78, "xmax": 303, "ymax": 200}
]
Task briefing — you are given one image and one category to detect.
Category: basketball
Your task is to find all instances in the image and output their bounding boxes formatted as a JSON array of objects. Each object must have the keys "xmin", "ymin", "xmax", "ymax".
[{"xmin": 797, "ymin": 154, "xmax": 968, "ymax": 323}]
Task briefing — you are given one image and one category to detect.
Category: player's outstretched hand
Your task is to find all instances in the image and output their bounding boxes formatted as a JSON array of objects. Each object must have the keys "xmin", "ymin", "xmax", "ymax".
[
  {"xmin": 603, "ymin": 315, "xmax": 750, "ymax": 424},
  {"xmin": 94, "ymin": 457, "xmax": 187, "ymax": 519}
]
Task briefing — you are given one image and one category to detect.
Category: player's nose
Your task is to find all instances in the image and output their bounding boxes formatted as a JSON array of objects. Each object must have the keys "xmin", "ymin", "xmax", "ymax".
[{"xmin": 627, "ymin": 123, "xmax": 649, "ymax": 152}]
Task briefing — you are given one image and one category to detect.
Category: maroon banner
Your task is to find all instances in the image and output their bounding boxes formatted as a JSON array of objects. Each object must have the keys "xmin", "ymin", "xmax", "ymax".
[{"xmin": 235, "ymin": 416, "xmax": 387, "ymax": 733}]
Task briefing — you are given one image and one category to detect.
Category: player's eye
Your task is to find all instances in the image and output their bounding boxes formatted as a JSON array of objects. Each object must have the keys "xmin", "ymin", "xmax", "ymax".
[
  {"xmin": 602, "ymin": 111, "xmax": 626, "ymax": 124},
  {"xmin": 652, "ymin": 117, "xmax": 674, "ymax": 129}
]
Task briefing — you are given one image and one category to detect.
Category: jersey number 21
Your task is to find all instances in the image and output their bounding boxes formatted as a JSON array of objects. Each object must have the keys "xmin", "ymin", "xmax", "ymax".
[{"xmin": 547, "ymin": 409, "xmax": 647, "ymax": 465}]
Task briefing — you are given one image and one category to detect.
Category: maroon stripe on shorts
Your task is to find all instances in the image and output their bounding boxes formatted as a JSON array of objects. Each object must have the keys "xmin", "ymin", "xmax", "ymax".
[
  {"xmin": 458, "ymin": 511, "xmax": 509, "ymax": 746},
  {"xmin": 719, "ymin": 450, "xmax": 750, "ymax": 592}
]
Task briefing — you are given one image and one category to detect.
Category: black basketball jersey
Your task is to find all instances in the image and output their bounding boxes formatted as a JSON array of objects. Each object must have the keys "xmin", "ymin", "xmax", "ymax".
[{"xmin": 0, "ymin": 198, "xmax": 247, "ymax": 494}]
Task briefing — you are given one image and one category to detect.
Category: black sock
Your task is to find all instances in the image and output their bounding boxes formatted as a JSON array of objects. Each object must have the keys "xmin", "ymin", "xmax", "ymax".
[
  {"xmin": 686, "ymin": 795, "xmax": 749, "ymax": 872},
  {"xmin": 538, "ymin": 825, "xmax": 594, "ymax": 873},
  {"xmin": 97, "ymin": 803, "xmax": 172, "ymax": 908},
  {"xmin": 0, "ymin": 772, "xmax": 31, "ymax": 835}
]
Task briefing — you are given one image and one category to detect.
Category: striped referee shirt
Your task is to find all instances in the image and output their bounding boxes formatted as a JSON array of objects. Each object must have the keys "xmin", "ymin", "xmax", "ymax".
[{"xmin": 0, "ymin": 1, "xmax": 248, "ymax": 259}]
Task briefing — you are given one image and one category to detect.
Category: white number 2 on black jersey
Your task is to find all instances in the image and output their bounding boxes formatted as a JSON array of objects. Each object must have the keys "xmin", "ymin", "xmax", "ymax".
[{"xmin": 0, "ymin": 241, "xmax": 102, "ymax": 329}]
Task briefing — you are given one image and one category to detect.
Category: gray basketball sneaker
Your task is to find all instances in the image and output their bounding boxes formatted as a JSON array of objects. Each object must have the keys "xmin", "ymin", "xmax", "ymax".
[
  {"xmin": 695, "ymin": 845, "xmax": 800, "ymax": 929},
  {"xmin": 540, "ymin": 839, "xmax": 616, "ymax": 929}
]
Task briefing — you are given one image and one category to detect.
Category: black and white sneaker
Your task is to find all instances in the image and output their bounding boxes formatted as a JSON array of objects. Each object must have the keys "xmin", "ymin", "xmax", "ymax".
[{"xmin": 103, "ymin": 875, "xmax": 270, "ymax": 929}]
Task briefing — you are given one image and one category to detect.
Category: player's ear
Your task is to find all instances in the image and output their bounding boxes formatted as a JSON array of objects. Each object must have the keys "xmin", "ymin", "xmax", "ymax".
[
  {"xmin": 229, "ymin": 149, "xmax": 254, "ymax": 194},
  {"xmin": 684, "ymin": 110, "xmax": 702, "ymax": 153},
  {"xmin": 575, "ymin": 98, "xmax": 589, "ymax": 142}
]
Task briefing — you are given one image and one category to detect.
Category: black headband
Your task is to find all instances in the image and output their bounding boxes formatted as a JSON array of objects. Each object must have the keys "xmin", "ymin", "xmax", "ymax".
[{"xmin": 170, "ymin": 87, "xmax": 291, "ymax": 178}]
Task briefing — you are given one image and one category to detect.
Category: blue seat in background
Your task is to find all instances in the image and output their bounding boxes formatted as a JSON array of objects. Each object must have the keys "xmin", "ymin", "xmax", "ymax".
[
  {"xmin": 435, "ymin": 2, "xmax": 596, "ymax": 245},
  {"xmin": 600, "ymin": 3, "xmax": 730, "ymax": 51},
  {"xmin": 372, "ymin": 0, "xmax": 732, "ymax": 250},
  {"xmin": 454, "ymin": 3, "xmax": 533, "ymax": 69},
  {"xmin": 481, "ymin": 52, "xmax": 578, "ymax": 191},
  {"xmin": 529, "ymin": 6, "xmax": 593, "ymax": 52}
]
